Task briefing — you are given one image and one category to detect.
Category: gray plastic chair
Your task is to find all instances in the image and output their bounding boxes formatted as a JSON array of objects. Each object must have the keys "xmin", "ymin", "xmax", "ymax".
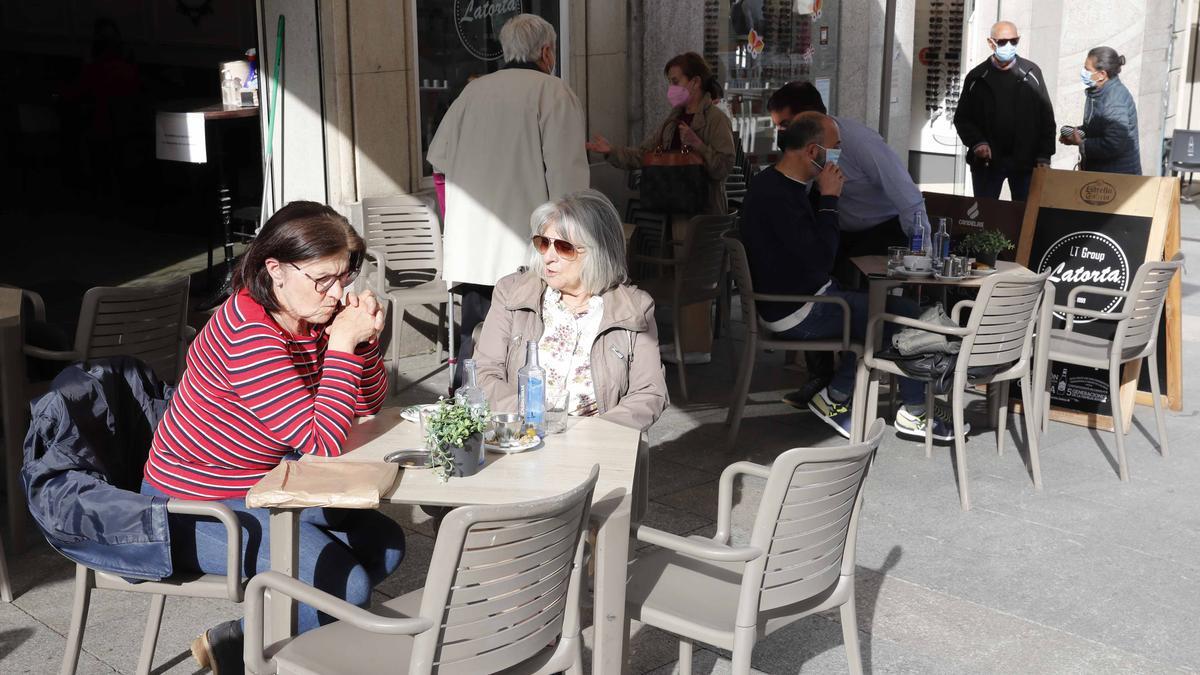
[
  {"xmin": 1036, "ymin": 253, "xmax": 1183, "ymax": 481},
  {"xmin": 634, "ymin": 214, "xmax": 734, "ymax": 401},
  {"xmin": 61, "ymin": 502, "xmax": 242, "ymax": 675},
  {"xmin": 243, "ymin": 466, "xmax": 599, "ymax": 675},
  {"xmin": 356, "ymin": 195, "xmax": 449, "ymax": 385},
  {"xmin": 863, "ymin": 270, "xmax": 1051, "ymax": 510},
  {"xmin": 723, "ymin": 236, "xmax": 867, "ymax": 446},
  {"xmin": 23, "ymin": 278, "xmax": 192, "ymax": 385},
  {"xmin": 625, "ymin": 420, "xmax": 885, "ymax": 675}
]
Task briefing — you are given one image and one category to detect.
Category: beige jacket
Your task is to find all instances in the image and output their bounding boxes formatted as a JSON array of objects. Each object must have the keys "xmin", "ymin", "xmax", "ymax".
[
  {"xmin": 607, "ymin": 94, "xmax": 736, "ymax": 216},
  {"xmin": 428, "ymin": 68, "xmax": 590, "ymax": 286},
  {"xmin": 474, "ymin": 271, "xmax": 668, "ymax": 432}
]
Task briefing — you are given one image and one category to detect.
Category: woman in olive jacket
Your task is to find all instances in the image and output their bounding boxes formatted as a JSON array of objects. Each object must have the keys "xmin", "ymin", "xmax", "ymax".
[
  {"xmin": 1061, "ymin": 46, "xmax": 1141, "ymax": 175},
  {"xmin": 586, "ymin": 52, "xmax": 736, "ymax": 217}
]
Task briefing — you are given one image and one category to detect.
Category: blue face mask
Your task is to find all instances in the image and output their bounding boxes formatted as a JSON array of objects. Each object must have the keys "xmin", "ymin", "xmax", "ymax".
[
  {"xmin": 994, "ymin": 42, "xmax": 1018, "ymax": 63},
  {"xmin": 1080, "ymin": 67, "xmax": 1097, "ymax": 88},
  {"xmin": 810, "ymin": 145, "xmax": 840, "ymax": 171}
]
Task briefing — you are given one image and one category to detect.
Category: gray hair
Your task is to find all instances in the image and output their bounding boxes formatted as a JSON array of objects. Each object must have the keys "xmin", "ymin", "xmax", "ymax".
[
  {"xmin": 528, "ymin": 189, "xmax": 628, "ymax": 296},
  {"xmin": 500, "ymin": 14, "xmax": 556, "ymax": 63},
  {"xmin": 1088, "ymin": 46, "xmax": 1125, "ymax": 77}
]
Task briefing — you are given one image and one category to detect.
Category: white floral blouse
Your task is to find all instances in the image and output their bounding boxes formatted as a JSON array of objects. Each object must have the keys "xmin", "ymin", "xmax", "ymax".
[{"xmin": 539, "ymin": 288, "xmax": 605, "ymax": 416}]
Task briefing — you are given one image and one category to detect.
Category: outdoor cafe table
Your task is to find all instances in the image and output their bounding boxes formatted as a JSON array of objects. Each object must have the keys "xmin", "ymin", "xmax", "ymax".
[
  {"xmin": 850, "ymin": 255, "xmax": 1032, "ymax": 440},
  {"xmin": 263, "ymin": 407, "xmax": 642, "ymax": 674}
]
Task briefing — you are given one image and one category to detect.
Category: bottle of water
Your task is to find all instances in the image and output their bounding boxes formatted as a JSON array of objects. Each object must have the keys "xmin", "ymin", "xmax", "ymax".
[
  {"xmin": 454, "ymin": 359, "xmax": 487, "ymax": 417},
  {"xmin": 517, "ymin": 341, "xmax": 545, "ymax": 436},
  {"xmin": 932, "ymin": 217, "xmax": 950, "ymax": 272},
  {"xmin": 910, "ymin": 213, "xmax": 924, "ymax": 254}
]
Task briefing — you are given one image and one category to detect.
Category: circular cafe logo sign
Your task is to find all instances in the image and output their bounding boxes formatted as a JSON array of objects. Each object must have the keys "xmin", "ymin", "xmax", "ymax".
[
  {"xmin": 1037, "ymin": 232, "xmax": 1129, "ymax": 323},
  {"xmin": 455, "ymin": 0, "xmax": 524, "ymax": 61},
  {"xmin": 1079, "ymin": 179, "xmax": 1116, "ymax": 206}
]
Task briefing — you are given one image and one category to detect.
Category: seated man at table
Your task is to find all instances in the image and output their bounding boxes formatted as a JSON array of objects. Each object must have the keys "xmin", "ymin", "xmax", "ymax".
[
  {"xmin": 740, "ymin": 113, "xmax": 960, "ymax": 441},
  {"xmin": 767, "ymin": 80, "xmax": 931, "ymax": 407}
]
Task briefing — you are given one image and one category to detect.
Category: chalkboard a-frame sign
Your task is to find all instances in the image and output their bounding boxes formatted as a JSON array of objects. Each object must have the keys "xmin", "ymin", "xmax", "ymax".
[{"xmin": 1016, "ymin": 167, "xmax": 1183, "ymax": 431}]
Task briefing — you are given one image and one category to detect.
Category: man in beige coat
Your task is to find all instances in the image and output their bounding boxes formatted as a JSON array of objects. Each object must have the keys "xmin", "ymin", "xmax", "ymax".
[{"xmin": 428, "ymin": 14, "xmax": 590, "ymax": 381}]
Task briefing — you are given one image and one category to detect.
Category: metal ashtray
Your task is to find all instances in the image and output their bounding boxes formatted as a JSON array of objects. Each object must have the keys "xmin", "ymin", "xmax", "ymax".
[{"xmin": 383, "ymin": 449, "xmax": 431, "ymax": 469}]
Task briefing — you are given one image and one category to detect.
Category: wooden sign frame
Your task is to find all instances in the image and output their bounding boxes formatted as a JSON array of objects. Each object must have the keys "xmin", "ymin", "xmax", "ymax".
[{"xmin": 1017, "ymin": 167, "xmax": 1182, "ymax": 431}]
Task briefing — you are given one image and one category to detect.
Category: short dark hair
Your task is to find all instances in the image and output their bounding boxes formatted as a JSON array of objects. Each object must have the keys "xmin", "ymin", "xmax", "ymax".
[
  {"xmin": 778, "ymin": 112, "xmax": 827, "ymax": 152},
  {"xmin": 232, "ymin": 201, "xmax": 364, "ymax": 312},
  {"xmin": 1087, "ymin": 46, "xmax": 1125, "ymax": 78},
  {"xmin": 664, "ymin": 52, "xmax": 724, "ymax": 101},
  {"xmin": 766, "ymin": 80, "xmax": 827, "ymax": 116}
]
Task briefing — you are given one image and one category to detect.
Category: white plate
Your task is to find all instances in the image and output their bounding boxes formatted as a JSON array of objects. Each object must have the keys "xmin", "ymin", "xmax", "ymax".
[
  {"xmin": 484, "ymin": 435, "xmax": 543, "ymax": 454},
  {"xmin": 934, "ymin": 273, "xmax": 968, "ymax": 282},
  {"xmin": 969, "ymin": 267, "xmax": 998, "ymax": 277},
  {"xmin": 891, "ymin": 267, "xmax": 933, "ymax": 279},
  {"xmin": 400, "ymin": 403, "xmax": 440, "ymax": 423}
]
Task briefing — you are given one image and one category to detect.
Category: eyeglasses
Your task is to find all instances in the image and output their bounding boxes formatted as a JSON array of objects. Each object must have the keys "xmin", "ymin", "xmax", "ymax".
[
  {"xmin": 290, "ymin": 257, "xmax": 360, "ymax": 294},
  {"xmin": 531, "ymin": 235, "xmax": 583, "ymax": 260},
  {"xmin": 990, "ymin": 37, "xmax": 1020, "ymax": 46}
]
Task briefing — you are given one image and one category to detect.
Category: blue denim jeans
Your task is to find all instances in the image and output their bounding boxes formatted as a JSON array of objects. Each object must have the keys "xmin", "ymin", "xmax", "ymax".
[
  {"xmin": 141, "ymin": 481, "xmax": 406, "ymax": 633},
  {"xmin": 776, "ymin": 284, "xmax": 925, "ymax": 406},
  {"xmin": 970, "ymin": 163, "xmax": 1033, "ymax": 201}
]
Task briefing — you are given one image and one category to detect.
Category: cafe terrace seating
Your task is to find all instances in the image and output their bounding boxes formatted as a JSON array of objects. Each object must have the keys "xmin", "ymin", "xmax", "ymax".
[{"xmin": 1037, "ymin": 253, "xmax": 1184, "ymax": 481}]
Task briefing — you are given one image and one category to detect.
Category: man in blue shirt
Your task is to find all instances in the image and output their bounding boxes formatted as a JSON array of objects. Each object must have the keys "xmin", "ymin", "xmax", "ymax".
[{"xmin": 740, "ymin": 113, "xmax": 955, "ymax": 441}]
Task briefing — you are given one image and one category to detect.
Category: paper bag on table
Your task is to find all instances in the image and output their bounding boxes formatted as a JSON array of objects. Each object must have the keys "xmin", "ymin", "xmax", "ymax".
[{"xmin": 246, "ymin": 460, "xmax": 399, "ymax": 509}]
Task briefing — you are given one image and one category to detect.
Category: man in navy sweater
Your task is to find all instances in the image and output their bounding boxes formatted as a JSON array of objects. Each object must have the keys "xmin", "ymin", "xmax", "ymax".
[{"xmin": 740, "ymin": 112, "xmax": 957, "ymax": 441}]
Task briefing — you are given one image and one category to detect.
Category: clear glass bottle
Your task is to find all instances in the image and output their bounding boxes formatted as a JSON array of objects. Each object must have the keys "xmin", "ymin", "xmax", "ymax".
[
  {"xmin": 932, "ymin": 217, "xmax": 950, "ymax": 273},
  {"xmin": 516, "ymin": 341, "xmax": 545, "ymax": 436},
  {"xmin": 454, "ymin": 359, "xmax": 487, "ymax": 416}
]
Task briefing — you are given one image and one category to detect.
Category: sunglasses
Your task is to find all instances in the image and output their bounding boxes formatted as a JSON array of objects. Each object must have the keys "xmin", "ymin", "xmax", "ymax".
[
  {"xmin": 531, "ymin": 235, "xmax": 583, "ymax": 260},
  {"xmin": 290, "ymin": 255, "xmax": 361, "ymax": 295},
  {"xmin": 990, "ymin": 37, "xmax": 1020, "ymax": 46}
]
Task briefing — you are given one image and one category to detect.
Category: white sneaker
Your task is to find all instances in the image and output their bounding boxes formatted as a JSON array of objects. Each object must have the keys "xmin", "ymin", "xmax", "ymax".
[
  {"xmin": 894, "ymin": 403, "xmax": 969, "ymax": 442},
  {"xmin": 659, "ymin": 345, "xmax": 712, "ymax": 365}
]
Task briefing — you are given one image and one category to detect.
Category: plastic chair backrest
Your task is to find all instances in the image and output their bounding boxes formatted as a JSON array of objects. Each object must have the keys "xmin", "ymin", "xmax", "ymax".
[
  {"xmin": 676, "ymin": 215, "xmax": 733, "ymax": 303},
  {"xmin": 408, "ymin": 466, "xmax": 599, "ymax": 674},
  {"xmin": 725, "ymin": 235, "xmax": 760, "ymax": 335},
  {"xmin": 74, "ymin": 278, "xmax": 191, "ymax": 384},
  {"xmin": 736, "ymin": 421, "xmax": 884, "ymax": 624},
  {"xmin": 357, "ymin": 194, "xmax": 443, "ymax": 287},
  {"xmin": 1168, "ymin": 129, "xmax": 1200, "ymax": 166},
  {"xmin": 959, "ymin": 270, "xmax": 1050, "ymax": 370},
  {"xmin": 1116, "ymin": 253, "xmax": 1183, "ymax": 358}
]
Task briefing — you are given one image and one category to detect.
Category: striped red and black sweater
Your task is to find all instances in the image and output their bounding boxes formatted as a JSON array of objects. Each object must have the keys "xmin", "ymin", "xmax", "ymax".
[{"xmin": 144, "ymin": 289, "xmax": 387, "ymax": 500}]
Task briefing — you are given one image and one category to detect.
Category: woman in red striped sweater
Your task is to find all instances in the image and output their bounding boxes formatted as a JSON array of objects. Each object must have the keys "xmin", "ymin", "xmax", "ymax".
[{"xmin": 141, "ymin": 201, "xmax": 405, "ymax": 673}]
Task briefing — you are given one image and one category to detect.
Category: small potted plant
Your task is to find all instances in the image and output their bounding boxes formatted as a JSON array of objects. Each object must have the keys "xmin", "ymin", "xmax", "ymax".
[
  {"xmin": 959, "ymin": 229, "xmax": 1015, "ymax": 268},
  {"xmin": 423, "ymin": 400, "xmax": 489, "ymax": 482}
]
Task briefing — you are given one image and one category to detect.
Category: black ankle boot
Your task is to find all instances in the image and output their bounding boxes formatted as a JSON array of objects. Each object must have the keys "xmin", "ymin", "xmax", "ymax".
[{"xmin": 191, "ymin": 619, "xmax": 244, "ymax": 675}]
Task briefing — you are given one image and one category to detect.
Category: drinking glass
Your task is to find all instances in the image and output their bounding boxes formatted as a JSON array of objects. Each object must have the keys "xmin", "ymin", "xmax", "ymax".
[
  {"xmin": 887, "ymin": 246, "xmax": 908, "ymax": 269},
  {"xmin": 544, "ymin": 404, "xmax": 568, "ymax": 435}
]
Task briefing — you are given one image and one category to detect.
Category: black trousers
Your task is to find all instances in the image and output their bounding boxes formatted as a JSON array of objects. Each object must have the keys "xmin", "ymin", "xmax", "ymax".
[
  {"xmin": 833, "ymin": 216, "xmax": 909, "ymax": 289},
  {"xmin": 806, "ymin": 216, "xmax": 908, "ymax": 383},
  {"xmin": 453, "ymin": 283, "xmax": 494, "ymax": 389}
]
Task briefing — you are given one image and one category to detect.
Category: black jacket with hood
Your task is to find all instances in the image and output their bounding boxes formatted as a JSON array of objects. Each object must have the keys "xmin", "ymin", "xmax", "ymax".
[{"xmin": 954, "ymin": 55, "xmax": 1057, "ymax": 172}]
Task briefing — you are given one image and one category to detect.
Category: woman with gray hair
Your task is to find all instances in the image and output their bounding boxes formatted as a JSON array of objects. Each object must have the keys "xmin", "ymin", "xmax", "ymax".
[
  {"xmin": 1060, "ymin": 46, "xmax": 1141, "ymax": 174},
  {"xmin": 474, "ymin": 190, "xmax": 668, "ymax": 432}
]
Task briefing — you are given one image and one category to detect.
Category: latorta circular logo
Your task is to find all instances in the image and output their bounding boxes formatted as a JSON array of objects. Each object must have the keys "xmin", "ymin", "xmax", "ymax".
[
  {"xmin": 455, "ymin": 0, "xmax": 524, "ymax": 61},
  {"xmin": 1037, "ymin": 232, "xmax": 1129, "ymax": 323}
]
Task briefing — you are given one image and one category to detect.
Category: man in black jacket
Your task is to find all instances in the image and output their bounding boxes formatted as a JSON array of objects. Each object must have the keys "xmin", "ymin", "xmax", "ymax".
[
  {"xmin": 740, "ymin": 113, "xmax": 954, "ymax": 441},
  {"xmin": 954, "ymin": 21, "xmax": 1056, "ymax": 201}
]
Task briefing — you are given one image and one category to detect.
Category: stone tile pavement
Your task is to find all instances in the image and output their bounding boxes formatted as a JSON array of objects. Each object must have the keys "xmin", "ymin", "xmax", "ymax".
[{"xmin": 3, "ymin": 212, "xmax": 1200, "ymax": 674}]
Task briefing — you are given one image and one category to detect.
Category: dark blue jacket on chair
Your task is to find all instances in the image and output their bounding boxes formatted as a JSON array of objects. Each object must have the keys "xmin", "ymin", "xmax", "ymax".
[{"xmin": 22, "ymin": 357, "xmax": 175, "ymax": 580}]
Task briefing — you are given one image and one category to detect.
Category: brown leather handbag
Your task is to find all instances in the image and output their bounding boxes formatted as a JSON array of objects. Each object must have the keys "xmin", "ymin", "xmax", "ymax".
[{"xmin": 639, "ymin": 125, "xmax": 707, "ymax": 213}]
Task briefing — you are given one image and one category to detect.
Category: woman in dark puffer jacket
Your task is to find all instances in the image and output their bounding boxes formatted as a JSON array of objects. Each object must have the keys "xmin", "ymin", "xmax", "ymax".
[{"xmin": 1060, "ymin": 46, "xmax": 1141, "ymax": 175}]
